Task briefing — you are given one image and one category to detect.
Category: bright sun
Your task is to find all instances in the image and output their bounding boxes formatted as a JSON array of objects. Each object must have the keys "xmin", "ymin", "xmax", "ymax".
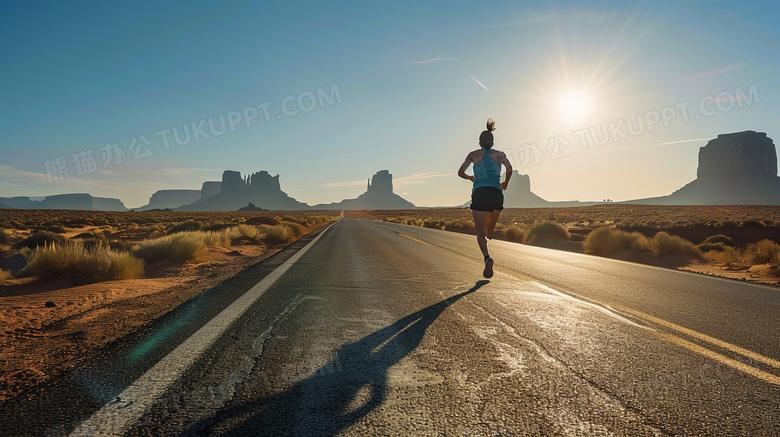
[{"xmin": 558, "ymin": 92, "xmax": 591, "ymax": 122}]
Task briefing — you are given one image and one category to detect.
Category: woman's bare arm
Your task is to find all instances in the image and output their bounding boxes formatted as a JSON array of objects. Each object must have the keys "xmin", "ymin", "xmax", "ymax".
[{"xmin": 458, "ymin": 153, "xmax": 475, "ymax": 182}]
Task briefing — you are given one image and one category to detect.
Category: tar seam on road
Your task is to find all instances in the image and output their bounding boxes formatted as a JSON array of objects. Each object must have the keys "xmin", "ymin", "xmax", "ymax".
[{"xmin": 68, "ymin": 220, "xmax": 340, "ymax": 437}]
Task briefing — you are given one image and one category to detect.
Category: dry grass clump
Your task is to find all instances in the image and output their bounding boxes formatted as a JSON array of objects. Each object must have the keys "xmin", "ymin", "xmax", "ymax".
[
  {"xmin": 0, "ymin": 228, "xmax": 9, "ymax": 245},
  {"xmin": 583, "ymin": 227, "xmax": 648, "ymax": 255},
  {"xmin": 696, "ymin": 242, "xmax": 728, "ymax": 253},
  {"xmin": 20, "ymin": 242, "xmax": 144, "ymax": 282},
  {"xmin": 740, "ymin": 219, "xmax": 765, "ymax": 228},
  {"xmin": 445, "ymin": 219, "xmax": 474, "ymax": 231},
  {"xmin": 524, "ymin": 221, "xmax": 570, "ymax": 244},
  {"xmin": 703, "ymin": 246, "xmax": 746, "ymax": 266},
  {"xmin": 703, "ymin": 234, "xmax": 734, "ymax": 246},
  {"xmin": 744, "ymin": 239, "xmax": 780, "ymax": 264},
  {"xmin": 422, "ymin": 218, "xmax": 446, "ymax": 229},
  {"xmin": 263, "ymin": 225, "xmax": 293, "ymax": 244},
  {"xmin": 0, "ymin": 269, "xmax": 13, "ymax": 283},
  {"xmin": 279, "ymin": 220, "xmax": 306, "ymax": 236},
  {"xmin": 648, "ymin": 232, "xmax": 701, "ymax": 258},
  {"xmin": 235, "ymin": 224, "xmax": 260, "ymax": 239},
  {"xmin": 503, "ymin": 225, "xmax": 527, "ymax": 242},
  {"xmin": 132, "ymin": 230, "xmax": 231, "ymax": 263}
]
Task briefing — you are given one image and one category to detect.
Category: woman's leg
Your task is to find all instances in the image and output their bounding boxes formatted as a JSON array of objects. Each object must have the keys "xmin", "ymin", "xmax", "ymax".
[
  {"xmin": 486, "ymin": 209, "xmax": 501, "ymax": 238},
  {"xmin": 472, "ymin": 210, "xmax": 489, "ymax": 257}
]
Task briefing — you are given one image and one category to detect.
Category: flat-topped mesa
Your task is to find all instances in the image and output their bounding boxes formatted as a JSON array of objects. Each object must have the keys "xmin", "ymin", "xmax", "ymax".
[
  {"xmin": 248, "ymin": 171, "xmax": 281, "ymax": 192},
  {"xmin": 367, "ymin": 170, "xmax": 393, "ymax": 194},
  {"xmin": 221, "ymin": 170, "xmax": 282, "ymax": 193},
  {"xmin": 200, "ymin": 181, "xmax": 221, "ymax": 200},
  {"xmin": 697, "ymin": 130, "xmax": 778, "ymax": 179},
  {"xmin": 221, "ymin": 170, "xmax": 244, "ymax": 193}
]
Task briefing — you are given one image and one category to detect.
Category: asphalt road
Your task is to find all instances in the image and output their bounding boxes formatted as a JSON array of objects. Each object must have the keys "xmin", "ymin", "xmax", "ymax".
[{"xmin": 3, "ymin": 218, "xmax": 779, "ymax": 436}]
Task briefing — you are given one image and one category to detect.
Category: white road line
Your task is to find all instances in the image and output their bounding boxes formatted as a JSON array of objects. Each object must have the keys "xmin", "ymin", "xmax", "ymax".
[{"xmin": 69, "ymin": 220, "xmax": 338, "ymax": 437}]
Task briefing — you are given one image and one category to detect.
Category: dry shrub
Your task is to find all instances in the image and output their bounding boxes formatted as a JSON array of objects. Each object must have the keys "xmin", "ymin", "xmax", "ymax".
[
  {"xmin": 303, "ymin": 215, "xmax": 331, "ymax": 226},
  {"xmin": 703, "ymin": 246, "xmax": 745, "ymax": 266},
  {"xmin": 744, "ymin": 239, "xmax": 780, "ymax": 265},
  {"xmin": 280, "ymin": 215, "xmax": 309, "ymax": 226},
  {"xmin": 741, "ymin": 219, "xmax": 764, "ymax": 228},
  {"xmin": 236, "ymin": 224, "xmax": 260, "ymax": 239},
  {"xmin": 721, "ymin": 220, "xmax": 738, "ymax": 228},
  {"xmin": 205, "ymin": 230, "xmax": 233, "ymax": 249},
  {"xmin": 703, "ymin": 234, "xmax": 734, "ymax": 246},
  {"xmin": 279, "ymin": 221, "xmax": 306, "ymax": 236},
  {"xmin": 696, "ymin": 242, "xmax": 728, "ymax": 253},
  {"xmin": 21, "ymin": 242, "xmax": 144, "ymax": 282},
  {"xmin": 263, "ymin": 225, "xmax": 293, "ymax": 243},
  {"xmin": 444, "ymin": 219, "xmax": 474, "ymax": 231},
  {"xmin": 583, "ymin": 227, "xmax": 647, "ymax": 255},
  {"xmin": 524, "ymin": 221, "xmax": 570, "ymax": 244},
  {"xmin": 503, "ymin": 225, "xmax": 526, "ymax": 242},
  {"xmin": 0, "ymin": 228, "xmax": 9, "ymax": 245},
  {"xmin": 648, "ymin": 232, "xmax": 701, "ymax": 258},
  {"xmin": 132, "ymin": 232, "xmax": 212, "ymax": 262},
  {"xmin": 0, "ymin": 269, "xmax": 12, "ymax": 282},
  {"xmin": 422, "ymin": 218, "xmax": 446, "ymax": 229}
]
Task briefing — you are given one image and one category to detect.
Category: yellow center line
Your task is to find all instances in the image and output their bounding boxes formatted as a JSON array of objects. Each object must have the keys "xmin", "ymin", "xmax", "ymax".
[
  {"xmin": 612, "ymin": 303, "xmax": 780, "ymax": 385},
  {"xmin": 398, "ymin": 233, "xmax": 432, "ymax": 246},
  {"xmin": 655, "ymin": 331, "xmax": 780, "ymax": 386}
]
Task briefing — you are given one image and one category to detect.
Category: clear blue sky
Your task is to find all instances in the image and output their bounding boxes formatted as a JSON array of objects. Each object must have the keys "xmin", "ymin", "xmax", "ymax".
[{"xmin": 2, "ymin": 0, "xmax": 779, "ymax": 208}]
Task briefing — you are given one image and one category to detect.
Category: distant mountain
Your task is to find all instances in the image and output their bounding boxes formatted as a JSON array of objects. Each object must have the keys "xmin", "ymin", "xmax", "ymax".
[
  {"xmin": 626, "ymin": 131, "xmax": 780, "ymax": 205},
  {"xmin": 137, "ymin": 190, "xmax": 202, "ymax": 211},
  {"xmin": 0, "ymin": 199, "xmax": 8, "ymax": 209},
  {"xmin": 312, "ymin": 170, "xmax": 415, "ymax": 210},
  {"xmin": 93, "ymin": 197, "xmax": 129, "ymax": 212},
  {"xmin": 0, "ymin": 194, "xmax": 128, "ymax": 211},
  {"xmin": 0, "ymin": 197, "xmax": 39, "ymax": 209},
  {"xmin": 41, "ymin": 194, "xmax": 95, "ymax": 210},
  {"xmin": 179, "ymin": 170, "xmax": 309, "ymax": 211}
]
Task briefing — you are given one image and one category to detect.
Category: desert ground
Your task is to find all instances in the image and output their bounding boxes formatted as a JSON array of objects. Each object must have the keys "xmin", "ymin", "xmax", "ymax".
[{"xmin": 0, "ymin": 210, "xmax": 339, "ymax": 402}]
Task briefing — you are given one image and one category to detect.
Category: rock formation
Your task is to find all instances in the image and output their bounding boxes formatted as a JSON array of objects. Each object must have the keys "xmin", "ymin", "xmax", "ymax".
[
  {"xmin": 39, "ymin": 194, "xmax": 95, "ymax": 210},
  {"xmin": 697, "ymin": 131, "xmax": 777, "ymax": 179},
  {"xmin": 179, "ymin": 170, "xmax": 308, "ymax": 211},
  {"xmin": 200, "ymin": 181, "xmax": 221, "ymax": 201},
  {"xmin": 313, "ymin": 170, "xmax": 416, "ymax": 210},
  {"xmin": 238, "ymin": 202, "xmax": 266, "ymax": 211},
  {"xmin": 137, "ymin": 190, "xmax": 202, "ymax": 211},
  {"xmin": 92, "ymin": 197, "xmax": 129, "ymax": 212},
  {"xmin": 502, "ymin": 171, "xmax": 549, "ymax": 207},
  {"xmin": 628, "ymin": 131, "xmax": 780, "ymax": 205}
]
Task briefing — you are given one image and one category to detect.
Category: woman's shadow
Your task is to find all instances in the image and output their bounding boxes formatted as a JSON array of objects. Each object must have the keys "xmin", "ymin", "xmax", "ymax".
[{"xmin": 192, "ymin": 280, "xmax": 489, "ymax": 436}]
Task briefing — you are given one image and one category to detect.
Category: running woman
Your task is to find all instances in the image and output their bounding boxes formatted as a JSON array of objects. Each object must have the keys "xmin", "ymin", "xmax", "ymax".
[{"xmin": 457, "ymin": 118, "xmax": 512, "ymax": 278}]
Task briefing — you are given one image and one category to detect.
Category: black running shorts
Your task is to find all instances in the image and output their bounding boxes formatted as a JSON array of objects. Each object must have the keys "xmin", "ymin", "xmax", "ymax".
[{"xmin": 470, "ymin": 186, "xmax": 504, "ymax": 212}]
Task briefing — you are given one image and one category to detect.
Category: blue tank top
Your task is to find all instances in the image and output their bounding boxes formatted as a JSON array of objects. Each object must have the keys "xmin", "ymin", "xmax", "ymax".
[{"xmin": 473, "ymin": 147, "xmax": 502, "ymax": 191}]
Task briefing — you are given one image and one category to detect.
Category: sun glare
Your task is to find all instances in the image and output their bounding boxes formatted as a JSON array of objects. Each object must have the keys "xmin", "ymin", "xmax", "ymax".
[{"xmin": 558, "ymin": 92, "xmax": 591, "ymax": 122}]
